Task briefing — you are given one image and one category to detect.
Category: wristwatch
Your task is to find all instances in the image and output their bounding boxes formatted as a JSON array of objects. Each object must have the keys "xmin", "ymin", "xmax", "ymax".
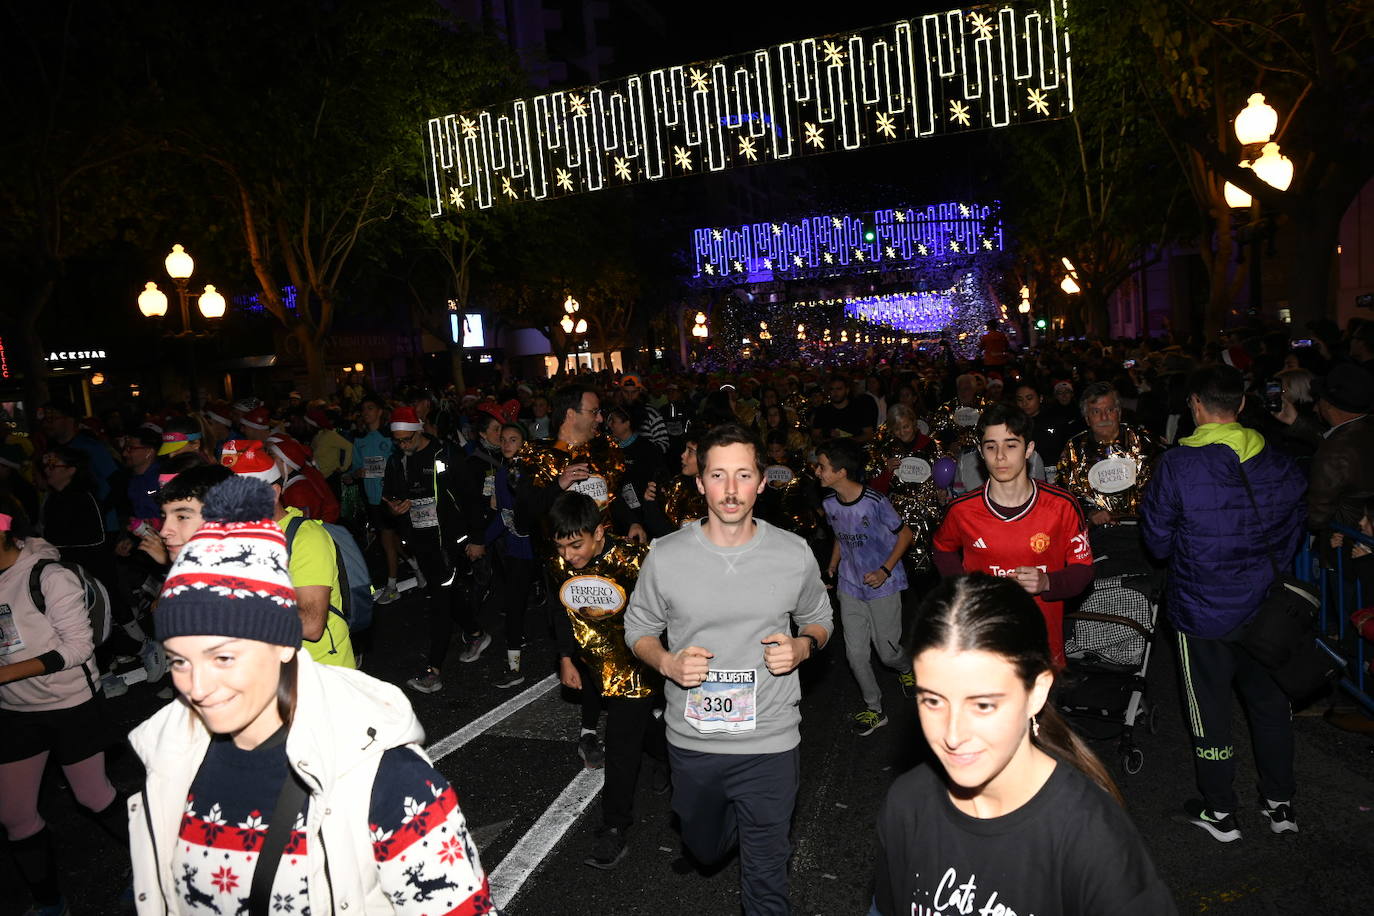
[{"xmin": 800, "ymin": 633, "xmax": 821, "ymax": 654}]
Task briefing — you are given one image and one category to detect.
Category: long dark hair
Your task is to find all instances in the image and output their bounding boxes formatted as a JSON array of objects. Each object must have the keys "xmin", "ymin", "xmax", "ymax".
[
  {"xmin": 277, "ymin": 654, "xmax": 299, "ymax": 728},
  {"xmin": 909, "ymin": 573, "xmax": 1123, "ymax": 805}
]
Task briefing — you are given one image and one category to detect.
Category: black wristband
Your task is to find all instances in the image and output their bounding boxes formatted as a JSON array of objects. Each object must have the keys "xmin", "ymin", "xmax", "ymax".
[
  {"xmin": 800, "ymin": 633, "xmax": 820, "ymax": 654},
  {"xmin": 880, "ymin": 565, "xmax": 891, "ymax": 577}
]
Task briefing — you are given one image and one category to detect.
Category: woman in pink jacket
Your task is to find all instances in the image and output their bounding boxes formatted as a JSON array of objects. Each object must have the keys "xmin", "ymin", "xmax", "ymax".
[{"xmin": 0, "ymin": 513, "xmax": 125, "ymax": 916}]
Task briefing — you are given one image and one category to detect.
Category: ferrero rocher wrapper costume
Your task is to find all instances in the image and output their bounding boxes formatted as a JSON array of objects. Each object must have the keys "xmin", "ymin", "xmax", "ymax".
[
  {"xmin": 659, "ymin": 474, "xmax": 707, "ymax": 530},
  {"xmin": 866, "ymin": 429, "xmax": 942, "ymax": 567},
  {"xmin": 763, "ymin": 451, "xmax": 821, "ymax": 539},
  {"xmin": 549, "ymin": 537, "xmax": 656, "ymax": 699},
  {"xmin": 929, "ymin": 395, "xmax": 987, "ymax": 453},
  {"xmin": 516, "ymin": 433, "xmax": 628, "ymax": 514},
  {"xmin": 1056, "ymin": 424, "xmax": 1161, "ymax": 518}
]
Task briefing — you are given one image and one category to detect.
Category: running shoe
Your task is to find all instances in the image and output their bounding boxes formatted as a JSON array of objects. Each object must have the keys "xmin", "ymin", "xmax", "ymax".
[
  {"xmin": 493, "ymin": 667, "xmax": 526, "ymax": 689},
  {"xmin": 458, "ymin": 632, "xmax": 492, "ymax": 663},
  {"xmin": 578, "ymin": 733, "xmax": 605, "ymax": 768},
  {"xmin": 1260, "ymin": 800, "xmax": 1298, "ymax": 835},
  {"xmin": 851, "ymin": 709, "xmax": 888, "ymax": 736},
  {"xmin": 898, "ymin": 671, "xmax": 917, "ymax": 698},
  {"xmin": 1179, "ymin": 800, "xmax": 1241, "ymax": 842},
  {"xmin": 584, "ymin": 826, "xmax": 628, "ymax": 870},
  {"xmin": 406, "ymin": 669, "xmax": 444, "ymax": 694},
  {"xmin": 374, "ymin": 585, "xmax": 402, "ymax": 605}
]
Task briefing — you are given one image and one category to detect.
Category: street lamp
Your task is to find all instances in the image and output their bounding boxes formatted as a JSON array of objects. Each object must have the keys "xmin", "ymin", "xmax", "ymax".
[
  {"xmin": 137, "ymin": 244, "xmax": 226, "ymax": 407},
  {"xmin": 1060, "ymin": 259, "xmax": 1081, "ymax": 296},
  {"xmin": 1252, "ymin": 142, "xmax": 1293, "ymax": 192},
  {"xmin": 1234, "ymin": 93, "xmax": 1277, "ymax": 146},
  {"xmin": 1227, "ymin": 96, "xmax": 1295, "ymax": 320},
  {"xmin": 691, "ymin": 311, "xmax": 709, "ymax": 338}
]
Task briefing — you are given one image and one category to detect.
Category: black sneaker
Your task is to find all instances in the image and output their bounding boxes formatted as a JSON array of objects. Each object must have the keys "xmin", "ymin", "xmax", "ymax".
[
  {"xmin": 1260, "ymin": 800, "xmax": 1298, "ymax": 835},
  {"xmin": 851, "ymin": 709, "xmax": 888, "ymax": 737},
  {"xmin": 578, "ymin": 733, "xmax": 605, "ymax": 768},
  {"xmin": 1179, "ymin": 800, "xmax": 1241, "ymax": 842},
  {"xmin": 584, "ymin": 826, "xmax": 628, "ymax": 870},
  {"xmin": 493, "ymin": 667, "xmax": 525, "ymax": 689}
]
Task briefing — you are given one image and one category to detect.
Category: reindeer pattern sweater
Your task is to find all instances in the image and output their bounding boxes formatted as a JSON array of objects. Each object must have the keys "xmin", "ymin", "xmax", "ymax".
[{"xmin": 172, "ymin": 728, "xmax": 491, "ymax": 915}]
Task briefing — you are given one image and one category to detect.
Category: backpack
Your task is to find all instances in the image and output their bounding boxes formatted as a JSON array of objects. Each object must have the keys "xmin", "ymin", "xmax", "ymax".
[
  {"xmin": 29, "ymin": 558, "xmax": 113, "ymax": 647},
  {"xmin": 284, "ymin": 516, "xmax": 374, "ymax": 632}
]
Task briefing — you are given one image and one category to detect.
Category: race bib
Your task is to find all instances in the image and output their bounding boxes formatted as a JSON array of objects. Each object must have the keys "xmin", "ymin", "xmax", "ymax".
[
  {"xmin": 620, "ymin": 483, "xmax": 641, "ymax": 510},
  {"xmin": 684, "ymin": 669, "xmax": 757, "ymax": 733},
  {"xmin": 896, "ymin": 456, "xmax": 932, "ymax": 484},
  {"xmin": 0, "ymin": 603, "xmax": 23, "ymax": 658},
  {"xmin": 765, "ymin": 465, "xmax": 795, "ymax": 485},
  {"xmin": 362, "ymin": 455, "xmax": 386, "ymax": 479},
  {"xmin": 409, "ymin": 496, "xmax": 439, "ymax": 528},
  {"xmin": 1088, "ymin": 456, "xmax": 1138, "ymax": 494},
  {"xmin": 570, "ymin": 474, "xmax": 610, "ymax": 506},
  {"xmin": 482, "ymin": 472, "xmax": 495, "ymax": 498},
  {"xmin": 954, "ymin": 406, "xmax": 981, "ymax": 428},
  {"xmin": 500, "ymin": 507, "xmax": 519, "ymax": 535},
  {"xmin": 559, "ymin": 575, "xmax": 626, "ymax": 616}
]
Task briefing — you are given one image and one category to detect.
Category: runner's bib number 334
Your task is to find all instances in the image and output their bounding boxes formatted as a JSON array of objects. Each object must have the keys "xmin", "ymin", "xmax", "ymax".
[{"xmin": 684, "ymin": 669, "xmax": 757, "ymax": 733}]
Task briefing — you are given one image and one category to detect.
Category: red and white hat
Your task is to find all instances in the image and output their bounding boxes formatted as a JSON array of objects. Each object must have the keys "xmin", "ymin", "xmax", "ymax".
[
  {"xmin": 241, "ymin": 407, "xmax": 272, "ymax": 434},
  {"xmin": 219, "ymin": 439, "xmax": 282, "ymax": 484},
  {"xmin": 390, "ymin": 406, "xmax": 423, "ymax": 432},
  {"xmin": 304, "ymin": 407, "xmax": 332, "ymax": 430},
  {"xmin": 267, "ymin": 435, "xmax": 312, "ymax": 472},
  {"xmin": 203, "ymin": 401, "xmax": 233, "ymax": 428}
]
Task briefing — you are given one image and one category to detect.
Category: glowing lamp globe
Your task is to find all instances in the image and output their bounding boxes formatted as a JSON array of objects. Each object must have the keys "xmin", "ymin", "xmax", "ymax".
[
  {"xmin": 1223, "ymin": 162, "xmax": 1254, "ymax": 209},
  {"xmin": 1253, "ymin": 142, "xmax": 1293, "ymax": 192},
  {"xmin": 560, "ymin": 315, "xmax": 575, "ymax": 334},
  {"xmin": 1060, "ymin": 276, "xmax": 1081, "ymax": 295},
  {"xmin": 354, "ymin": 362, "xmax": 364, "ymax": 373},
  {"xmin": 1234, "ymin": 93, "xmax": 1277, "ymax": 146},
  {"xmin": 164, "ymin": 244, "xmax": 194, "ymax": 280},
  {"xmin": 138, "ymin": 282, "xmax": 169, "ymax": 318},
  {"xmin": 198, "ymin": 285, "xmax": 226, "ymax": 319},
  {"xmin": 574, "ymin": 318, "xmax": 587, "ymax": 334}
]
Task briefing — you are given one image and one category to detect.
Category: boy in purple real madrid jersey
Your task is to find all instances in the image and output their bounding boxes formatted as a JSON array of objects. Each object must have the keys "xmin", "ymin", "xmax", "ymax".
[{"xmin": 816, "ymin": 439, "xmax": 916, "ymax": 737}]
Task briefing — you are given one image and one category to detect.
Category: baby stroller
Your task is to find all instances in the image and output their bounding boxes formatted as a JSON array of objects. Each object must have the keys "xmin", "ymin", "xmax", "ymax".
[{"xmin": 1057, "ymin": 572, "xmax": 1163, "ymax": 775}]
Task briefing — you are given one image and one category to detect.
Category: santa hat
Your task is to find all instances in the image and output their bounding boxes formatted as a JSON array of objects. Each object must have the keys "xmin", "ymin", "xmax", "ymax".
[
  {"xmin": 390, "ymin": 406, "xmax": 423, "ymax": 432},
  {"xmin": 219, "ymin": 439, "xmax": 282, "ymax": 484},
  {"xmin": 203, "ymin": 402, "xmax": 233, "ymax": 428},
  {"xmin": 156, "ymin": 476, "xmax": 301, "ymax": 648},
  {"xmin": 241, "ymin": 407, "xmax": 272, "ymax": 434},
  {"xmin": 267, "ymin": 435, "xmax": 312, "ymax": 473},
  {"xmin": 304, "ymin": 407, "xmax": 332, "ymax": 430},
  {"xmin": 477, "ymin": 399, "xmax": 520, "ymax": 426}
]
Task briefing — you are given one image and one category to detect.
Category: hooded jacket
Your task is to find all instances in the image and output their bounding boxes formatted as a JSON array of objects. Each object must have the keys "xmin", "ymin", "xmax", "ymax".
[
  {"xmin": 126, "ymin": 652, "xmax": 492, "ymax": 915},
  {"xmin": 0, "ymin": 537, "xmax": 98, "ymax": 712},
  {"xmin": 1140, "ymin": 423, "xmax": 1308, "ymax": 637}
]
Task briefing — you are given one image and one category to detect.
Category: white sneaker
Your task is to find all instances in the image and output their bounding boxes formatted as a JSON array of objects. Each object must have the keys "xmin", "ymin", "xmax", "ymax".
[{"xmin": 374, "ymin": 585, "xmax": 402, "ymax": 605}]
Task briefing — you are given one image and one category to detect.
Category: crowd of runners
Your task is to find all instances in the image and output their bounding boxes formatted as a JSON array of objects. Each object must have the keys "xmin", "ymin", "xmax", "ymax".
[{"xmin": 3, "ymin": 316, "xmax": 1373, "ymax": 914}]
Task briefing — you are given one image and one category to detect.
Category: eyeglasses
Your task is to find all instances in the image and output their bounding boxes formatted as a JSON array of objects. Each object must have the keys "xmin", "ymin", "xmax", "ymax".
[
  {"xmin": 393, "ymin": 433, "xmax": 417, "ymax": 444},
  {"xmin": 576, "ymin": 407, "xmax": 605, "ymax": 416}
]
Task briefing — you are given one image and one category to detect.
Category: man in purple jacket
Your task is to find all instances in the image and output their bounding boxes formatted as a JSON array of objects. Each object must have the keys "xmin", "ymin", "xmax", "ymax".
[{"xmin": 1141, "ymin": 365, "xmax": 1307, "ymax": 844}]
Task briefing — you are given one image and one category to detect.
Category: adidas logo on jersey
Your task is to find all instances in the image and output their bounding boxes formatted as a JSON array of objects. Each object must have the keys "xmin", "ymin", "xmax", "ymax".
[{"xmin": 971, "ymin": 537, "xmax": 988, "ymax": 549}]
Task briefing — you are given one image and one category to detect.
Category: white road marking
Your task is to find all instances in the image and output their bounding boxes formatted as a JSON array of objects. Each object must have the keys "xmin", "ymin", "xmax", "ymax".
[
  {"xmin": 423, "ymin": 673, "xmax": 559, "ymax": 762},
  {"xmin": 488, "ymin": 768, "xmax": 605, "ymax": 909}
]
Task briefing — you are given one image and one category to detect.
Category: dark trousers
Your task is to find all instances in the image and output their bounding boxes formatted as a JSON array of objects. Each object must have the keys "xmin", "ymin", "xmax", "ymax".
[
  {"xmin": 492, "ymin": 550, "xmax": 534, "ymax": 651},
  {"xmin": 602, "ymin": 695, "xmax": 666, "ymax": 830},
  {"xmin": 669, "ymin": 745, "xmax": 800, "ymax": 916},
  {"xmin": 1176, "ymin": 632, "xmax": 1297, "ymax": 812},
  {"xmin": 407, "ymin": 533, "xmax": 480, "ymax": 669}
]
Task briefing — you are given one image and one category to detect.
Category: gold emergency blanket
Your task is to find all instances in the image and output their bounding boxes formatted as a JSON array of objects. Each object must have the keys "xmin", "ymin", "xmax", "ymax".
[
  {"xmin": 660, "ymin": 474, "xmax": 707, "ymax": 530},
  {"xmin": 866, "ymin": 430, "xmax": 942, "ymax": 565},
  {"xmin": 1057, "ymin": 424, "xmax": 1161, "ymax": 518},
  {"xmin": 764, "ymin": 453, "xmax": 821, "ymax": 539},
  {"xmin": 517, "ymin": 434, "xmax": 627, "ymax": 510},
  {"xmin": 929, "ymin": 396, "xmax": 987, "ymax": 453},
  {"xmin": 549, "ymin": 539, "xmax": 655, "ymax": 699}
]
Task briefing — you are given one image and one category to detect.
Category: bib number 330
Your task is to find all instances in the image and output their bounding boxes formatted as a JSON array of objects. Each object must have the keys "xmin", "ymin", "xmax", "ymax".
[{"xmin": 684, "ymin": 669, "xmax": 757, "ymax": 734}]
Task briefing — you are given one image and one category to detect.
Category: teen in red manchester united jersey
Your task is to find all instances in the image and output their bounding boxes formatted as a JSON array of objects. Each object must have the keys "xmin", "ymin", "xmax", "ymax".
[{"xmin": 932, "ymin": 404, "xmax": 1094, "ymax": 665}]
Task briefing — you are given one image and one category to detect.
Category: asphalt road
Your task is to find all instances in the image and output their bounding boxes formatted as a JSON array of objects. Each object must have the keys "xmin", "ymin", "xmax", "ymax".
[{"xmin": 7, "ymin": 581, "xmax": 1374, "ymax": 915}]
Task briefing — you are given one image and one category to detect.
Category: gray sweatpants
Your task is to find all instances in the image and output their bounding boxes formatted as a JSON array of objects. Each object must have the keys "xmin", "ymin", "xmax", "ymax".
[{"xmin": 839, "ymin": 590, "xmax": 909, "ymax": 711}]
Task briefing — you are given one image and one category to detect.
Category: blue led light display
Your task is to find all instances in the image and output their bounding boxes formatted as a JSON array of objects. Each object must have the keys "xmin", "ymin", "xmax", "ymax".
[{"xmin": 231, "ymin": 286, "xmax": 298, "ymax": 314}]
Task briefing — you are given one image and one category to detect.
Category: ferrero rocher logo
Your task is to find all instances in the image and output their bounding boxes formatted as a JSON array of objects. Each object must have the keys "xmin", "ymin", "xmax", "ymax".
[
  {"xmin": 1029, "ymin": 532, "xmax": 1050, "ymax": 554},
  {"xmin": 560, "ymin": 575, "xmax": 626, "ymax": 617}
]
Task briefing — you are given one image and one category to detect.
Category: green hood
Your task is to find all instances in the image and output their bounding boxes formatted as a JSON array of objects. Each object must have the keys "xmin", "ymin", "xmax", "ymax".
[{"xmin": 1179, "ymin": 422, "xmax": 1265, "ymax": 462}]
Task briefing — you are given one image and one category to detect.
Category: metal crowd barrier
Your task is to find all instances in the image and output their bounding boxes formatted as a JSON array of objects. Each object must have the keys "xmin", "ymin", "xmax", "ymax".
[{"xmin": 1295, "ymin": 524, "xmax": 1373, "ymax": 714}]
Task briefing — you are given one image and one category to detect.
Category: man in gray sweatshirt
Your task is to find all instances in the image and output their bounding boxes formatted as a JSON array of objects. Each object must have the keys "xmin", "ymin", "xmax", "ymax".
[{"xmin": 626, "ymin": 423, "xmax": 831, "ymax": 915}]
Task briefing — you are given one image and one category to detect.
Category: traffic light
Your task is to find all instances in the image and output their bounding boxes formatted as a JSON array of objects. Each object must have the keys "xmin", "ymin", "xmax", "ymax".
[{"xmin": 1034, "ymin": 317, "xmax": 1048, "ymax": 331}]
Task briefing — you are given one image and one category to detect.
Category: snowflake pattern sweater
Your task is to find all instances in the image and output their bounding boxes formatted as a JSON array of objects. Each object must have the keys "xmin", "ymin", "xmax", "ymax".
[{"xmin": 173, "ymin": 729, "xmax": 492, "ymax": 915}]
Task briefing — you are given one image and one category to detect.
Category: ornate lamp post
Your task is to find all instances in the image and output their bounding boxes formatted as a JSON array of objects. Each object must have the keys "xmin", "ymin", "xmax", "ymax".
[{"xmin": 137, "ymin": 244, "xmax": 226, "ymax": 407}]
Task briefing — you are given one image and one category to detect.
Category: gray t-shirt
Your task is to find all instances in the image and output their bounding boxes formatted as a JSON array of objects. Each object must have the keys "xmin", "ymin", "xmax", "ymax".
[{"xmin": 624, "ymin": 518, "xmax": 832, "ymax": 755}]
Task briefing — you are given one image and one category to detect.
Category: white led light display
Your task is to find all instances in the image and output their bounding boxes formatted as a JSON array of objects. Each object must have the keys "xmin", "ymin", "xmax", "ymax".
[{"xmin": 425, "ymin": 2, "xmax": 1073, "ymax": 213}]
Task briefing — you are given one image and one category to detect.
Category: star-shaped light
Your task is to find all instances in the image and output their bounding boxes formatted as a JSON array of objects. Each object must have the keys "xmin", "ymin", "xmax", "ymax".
[
  {"xmin": 822, "ymin": 40, "xmax": 845, "ymax": 66},
  {"xmin": 1027, "ymin": 87, "xmax": 1050, "ymax": 116},
  {"xmin": 968, "ymin": 11, "xmax": 994, "ymax": 40},
  {"xmin": 895, "ymin": 210, "xmax": 907, "ymax": 222},
  {"xmin": 674, "ymin": 146, "xmax": 693, "ymax": 170},
  {"xmin": 613, "ymin": 156, "xmax": 631, "ymax": 181},
  {"xmin": 884, "ymin": 246, "xmax": 896, "ymax": 258},
  {"xmin": 982, "ymin": 238, "xmax": 995, "ymax": 250},
  {"xmin": 738, "ymin": 136, "xmax": 758, "ymax": 161},
  {"xmin": 959, "ymin": 203, "xmax": 971, "ymax": 216},
  {"xmin": 949, "ymin": 240, "xmax": 961, "ymax": 252},
  {"xmin": 772, "ymin": 223, "xmax": 782, "ymax": 236},
  {"xmin": 704, "ymin": 263, "xmax": 715, "ymax": 275},
  {"xmin": 568, "ymin": 94, "xmax": 588, "ymax": 117},
  {"xmin": 449, "ymin": 187, "xmax": 465, "ymax": 209},
  {"xmin": 804, "ymin": 122, "xmax": 825, "ymax": 149},
  {"xmin": 555, "ymin": 168, "xmax": 574, "ymax": 192},
  {"xmin": 917, "ymin": 243, "xmax": 929, "ymax": 255},
  {"xmin": 732, "ymin": 260, "xmax": 743, "ymax": 273},
  {"xmin": 854, "ymin": 249, "xmax": 866, "ymax": 262},
  {"xmin": 950, "ymin": 100, "xmax": 971, "ymax": 127},
  {"xmin": 875, "ymin": 111, "xmax": 897, "ymax": 139},
  {"xmin": 501, "ymin": 176, "xmax": 518, "ymax": 199},
  {"xmin": 459, "ymin": 116, "xmax": 478, "ymax": 140},
  {"xmin": 823, "ymin": 252, "xmax": 834, "ymax": 264},
  {"xmin": 762, "ymin": 258, "xmax": 773, "ymax": 269},
  {"xmin": 689, "ymin": 67, "xmax": 710, "ymax": 92},
  {"xmin": 793, "ymin": 255, "xmax": 804, "ymax": 266},
  {"xmin": 831, "ymin": 216, "xmax": 843, "ymax": 228},
  {"xmin": 711, "ymin": 229, "xmax": 723, "ymax": 241}
]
